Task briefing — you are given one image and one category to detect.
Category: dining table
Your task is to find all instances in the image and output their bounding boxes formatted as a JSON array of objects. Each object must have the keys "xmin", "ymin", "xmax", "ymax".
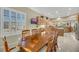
[{"xmin": 19, "ymin": 29, "xmax": 58, "ymax": 52}]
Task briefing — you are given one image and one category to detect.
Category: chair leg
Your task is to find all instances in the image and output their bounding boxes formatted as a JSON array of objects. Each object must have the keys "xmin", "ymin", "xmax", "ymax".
[
  {"xmin": 54, "ymin": 45, "xmax": 57, "ymax": 52},
  {"xmin": 51, "ymin": 47, "xmax": 55, "ymax": 52}
]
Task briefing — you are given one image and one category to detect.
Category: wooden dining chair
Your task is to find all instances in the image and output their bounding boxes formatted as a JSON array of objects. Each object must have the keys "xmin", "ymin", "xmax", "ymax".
[
  {"xmin": 46, "ymin": 31, "xmax": 58, "ymax": 52},
  {"xmin": 46, "ymin": 39, "xmax": 55, "ymax": 52},
  {"xmin": 2, "ymin": 36, "xmax": 16, "ymax": 52},
  {"xmin": 54, "ymin": 31, "xmax": 58, "ymax": 50},
  {"xmin": 46, "ymin": 38, "xmax": 58, "ymax": 52},
  {"xmin": 53, "ymin": 31, "xmax": 58, "ymax": 52},
  {"xmin": 22, "ymin": 30, "xmax": 30, "ymax": 37}
]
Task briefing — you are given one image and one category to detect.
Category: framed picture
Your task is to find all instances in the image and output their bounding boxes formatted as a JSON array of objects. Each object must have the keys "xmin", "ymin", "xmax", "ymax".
[{"xmin": 31, "ymin": 18, "xmax": 38, "ymax": 24}]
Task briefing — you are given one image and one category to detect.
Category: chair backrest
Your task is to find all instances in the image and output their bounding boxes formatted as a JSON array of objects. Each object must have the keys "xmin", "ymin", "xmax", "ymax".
[
  {"xmin": 46, "ymin": 39, "xmax": 54, "ymax": 52},
  {"xmin": 3, "ymin": 36, "xmax": 9, "ymax": 52},
  {"xmin": 22, "ymin": 30, "xmax": 30, "ymax": 37},
  {"xmin": 46, "ymin": 31, "xmax": 58, "ymax": 52}
]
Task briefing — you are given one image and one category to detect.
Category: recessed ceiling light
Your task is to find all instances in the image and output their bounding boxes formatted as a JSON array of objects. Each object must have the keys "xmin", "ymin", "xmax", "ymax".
[
  {"xmin": 68, "ymin": 8, "xmax": 72, "ymax": 11},
  {"xmin": 57, "ymin": 17, "xmax": 61, "ymax": 20},
  {"xmin": 56, "ymin": 11, "xmax": 58, "ymax": 14}
]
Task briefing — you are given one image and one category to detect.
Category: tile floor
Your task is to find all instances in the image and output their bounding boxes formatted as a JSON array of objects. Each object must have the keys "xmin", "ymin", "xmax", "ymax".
[
  {"xmin": 57, "ymin": 32, "xmax": 79, "ymax": 52},
  {"xmin": 40, "ymin": 32, "xmax": 79, "ymax": 52}
]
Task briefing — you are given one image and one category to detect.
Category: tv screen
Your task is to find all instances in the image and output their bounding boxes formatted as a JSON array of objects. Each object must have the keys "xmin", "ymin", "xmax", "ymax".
[{"xmin": 31, "ymin": 18, "xmax": 38, "ymax": 24}]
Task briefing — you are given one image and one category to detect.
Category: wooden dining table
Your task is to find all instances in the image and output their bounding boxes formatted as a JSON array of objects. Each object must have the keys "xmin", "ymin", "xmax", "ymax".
[{"xmin": 19, "ymin": 29, "xmax": 57, "ymax": 52}]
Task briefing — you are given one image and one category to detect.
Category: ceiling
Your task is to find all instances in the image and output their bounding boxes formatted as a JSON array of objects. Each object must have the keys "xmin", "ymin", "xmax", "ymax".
[{"xmin": 30, "ymin": 7, "xmax": 79, "ymax": 18}]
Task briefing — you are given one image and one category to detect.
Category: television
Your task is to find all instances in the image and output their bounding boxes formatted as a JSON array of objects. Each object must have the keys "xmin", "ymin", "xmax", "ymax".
[{"xmin": 31, "ymin": 18, "xmax": 38, "ymax": 24}]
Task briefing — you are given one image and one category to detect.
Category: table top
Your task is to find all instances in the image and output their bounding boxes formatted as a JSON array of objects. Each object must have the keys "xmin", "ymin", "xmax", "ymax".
[{"xmin": 20, "ymin": 31, "xmax": 55, "ymax": 52}]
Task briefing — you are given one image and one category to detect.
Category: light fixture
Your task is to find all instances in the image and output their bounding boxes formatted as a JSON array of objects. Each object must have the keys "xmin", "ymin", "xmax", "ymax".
[
  {"xmin": 56, "ymin": 11, "xmax": 58, "ymax": 14},
  {"xmin": 68, "ymin": 8, "xmax": 72, "ymax": 11},
  {"xmin": 57, "ymin": 17, "xmax": 61, "ymax": 20}
]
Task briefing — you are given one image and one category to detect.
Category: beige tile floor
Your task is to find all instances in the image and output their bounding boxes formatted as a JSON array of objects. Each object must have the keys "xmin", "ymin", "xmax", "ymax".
[
  {"xmin": 57, "ymin": 32, "xmax": 79, "ymax": 52},
  {"xmin": 40, "ymin": 32, "xmax": 79, "ymax": 52}
]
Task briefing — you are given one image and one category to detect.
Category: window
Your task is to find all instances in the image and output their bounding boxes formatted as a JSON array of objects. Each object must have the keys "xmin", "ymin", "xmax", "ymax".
[
  {"xmin": 11, "ymin": 11, "xmax": 16, "ymax": 32},
  {"xmin": 3, "ymin": 9, "xmax": 10, "ymax": 34},
  {"xmin": 0, "ymin": 8, "xmax": 26, "ymax": 37},
  {"xmin": 17, "ymin": 13, "xmax": 25, "ymax": 30}
]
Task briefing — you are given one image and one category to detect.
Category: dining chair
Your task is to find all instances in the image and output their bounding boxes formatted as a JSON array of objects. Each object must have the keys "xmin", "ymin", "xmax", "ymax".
[{"xmin": 2, "ymin": 36, "xmax": 16, "ymax": 52}]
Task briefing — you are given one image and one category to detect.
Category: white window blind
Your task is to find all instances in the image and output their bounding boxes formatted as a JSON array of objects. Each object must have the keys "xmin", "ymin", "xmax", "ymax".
[{"xmin": 0, "ymin": 8, "xmax": 26, "ymax": 37}]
